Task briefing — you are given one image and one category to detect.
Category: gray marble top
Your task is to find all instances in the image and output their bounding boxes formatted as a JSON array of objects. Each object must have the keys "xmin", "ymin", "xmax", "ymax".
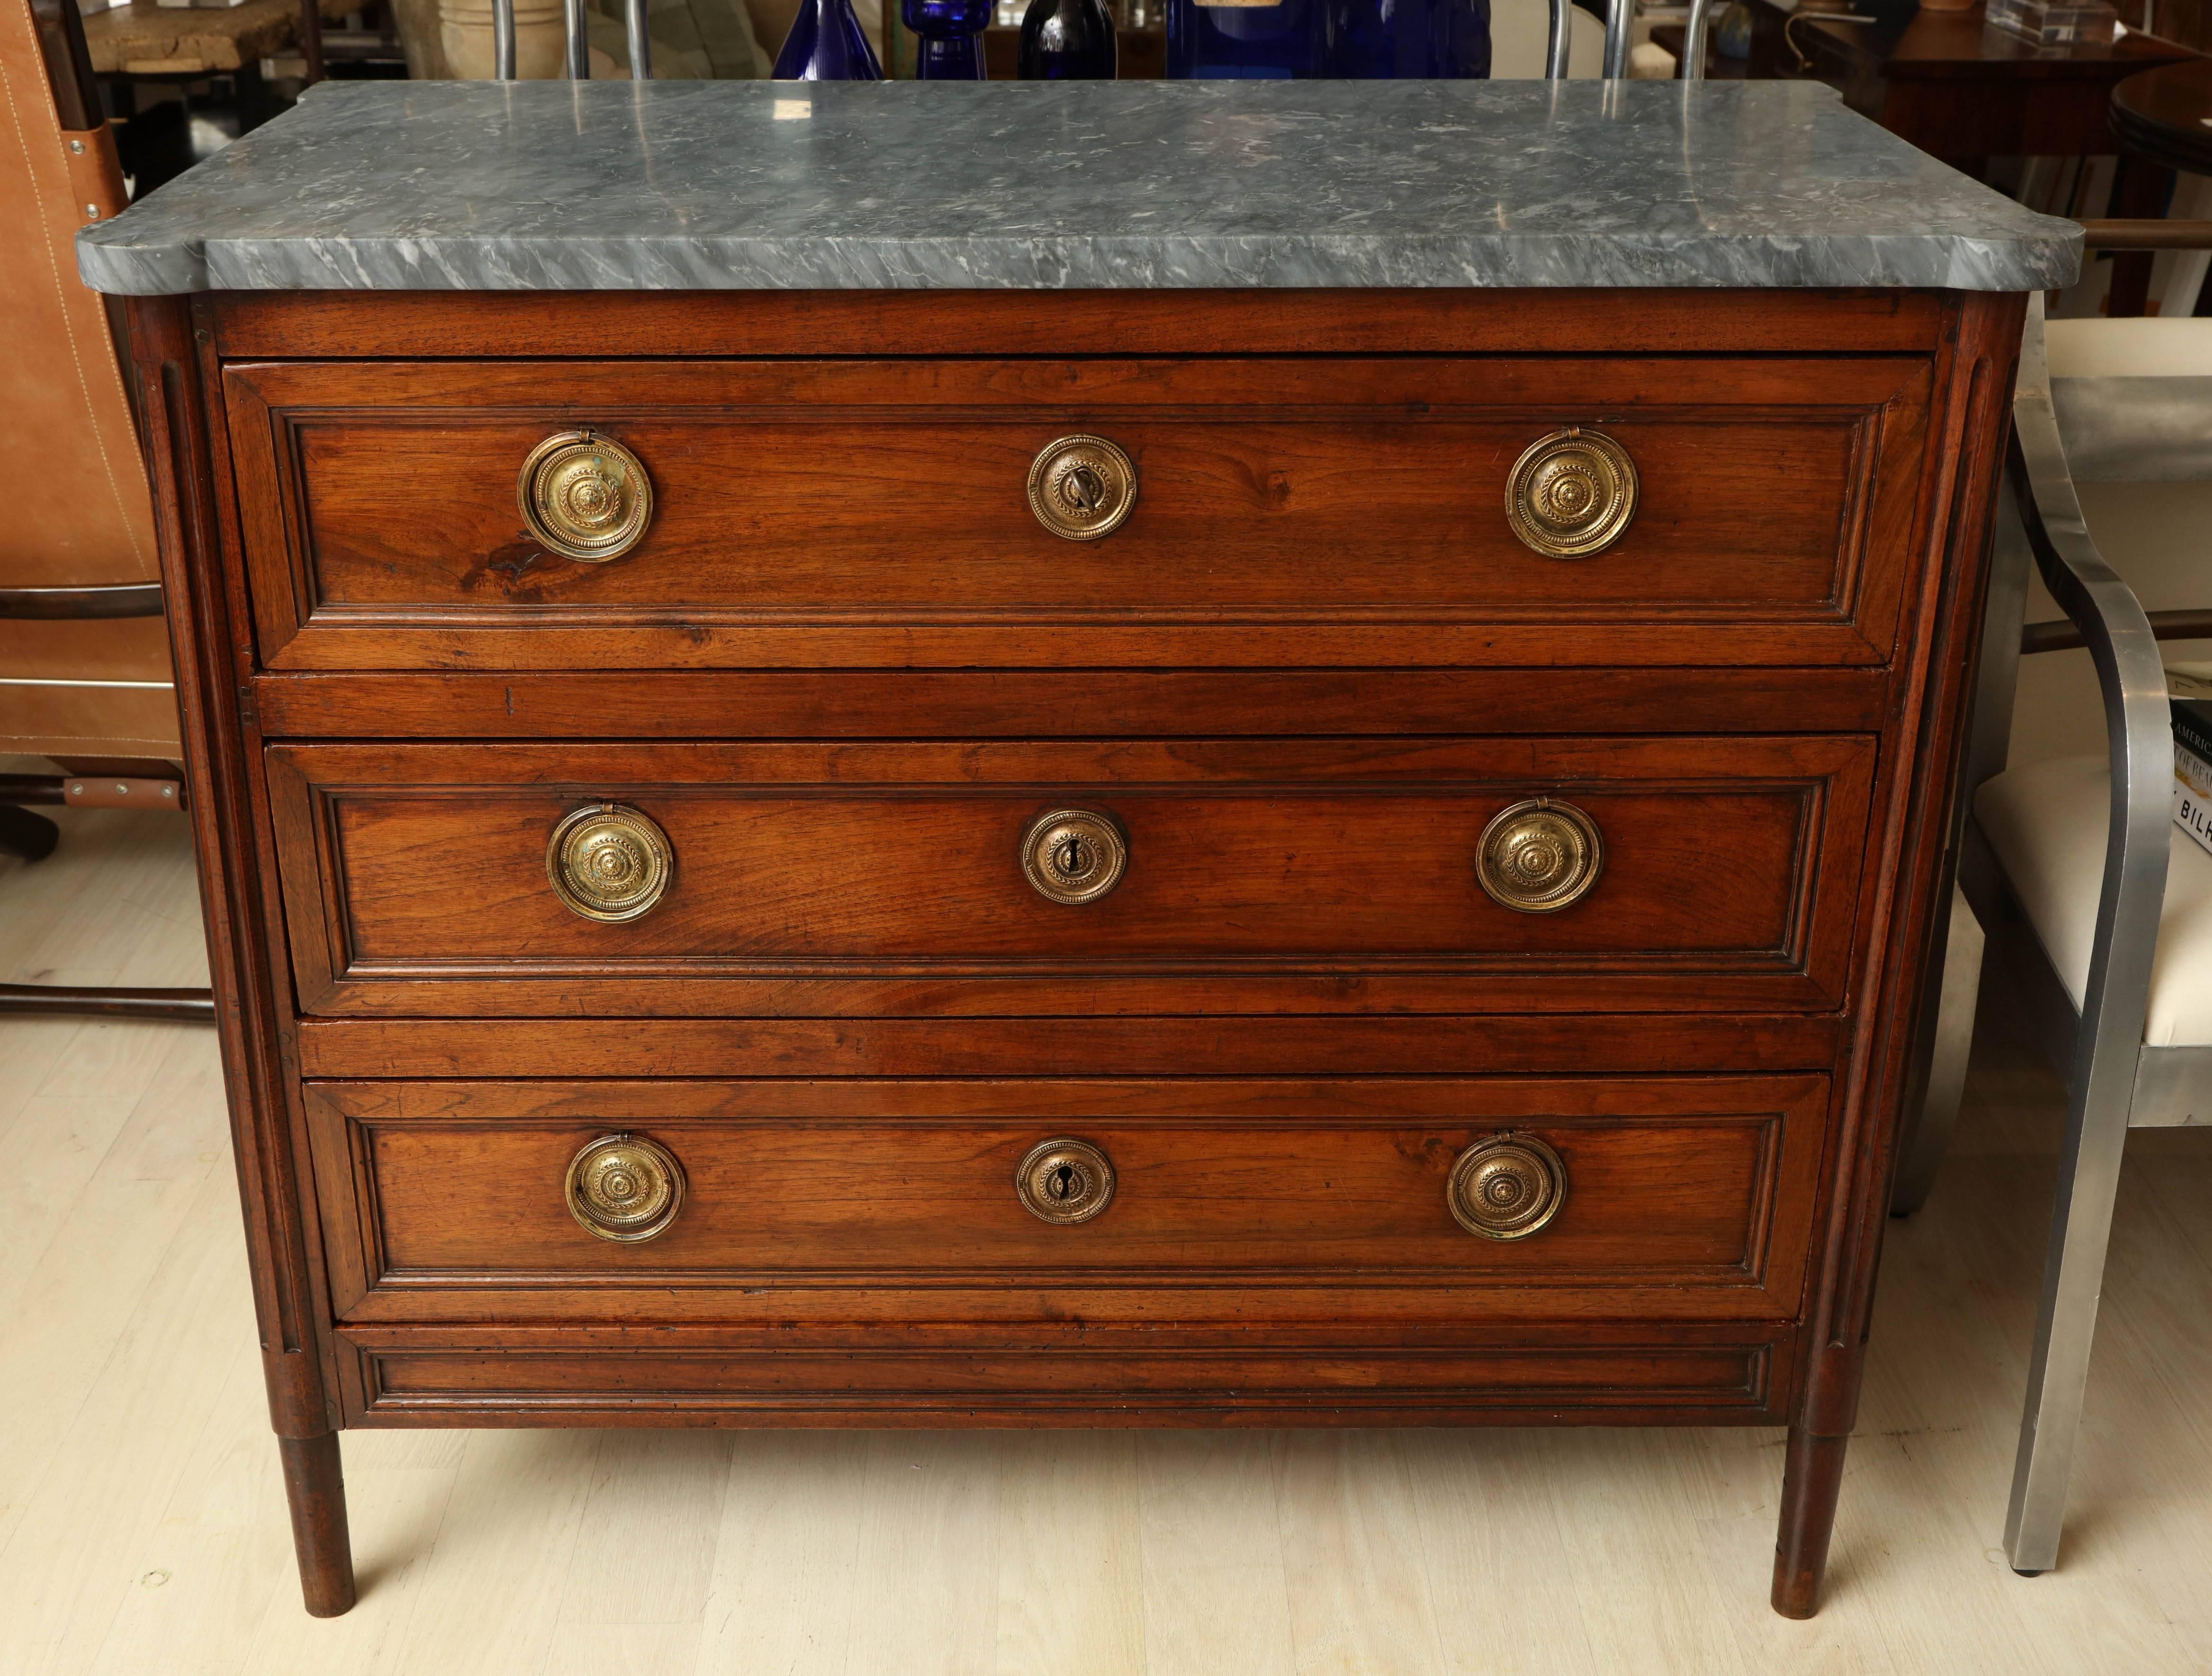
[{"xmin": 76, "ymin": 78, "xmax": 2078, "ymax": 295}]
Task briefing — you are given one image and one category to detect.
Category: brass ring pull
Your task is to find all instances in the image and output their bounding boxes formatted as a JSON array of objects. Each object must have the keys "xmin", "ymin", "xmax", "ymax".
[
  {"xmin": 565, "ymin": 1132, "xmax": 685, "ymax": 1243},
  {"xmin": 1447, "ymin": 1132, "xmax": 1566, "ymax": 1240},
  {"xmin": 546, "ymin": 803, "xmax": 673, "ymax": 922},
  {"xmin": 519, "ymin": 430, "xmax": 654, "ymax": 562},
  {"xmin": 1015, "ymin": 1137, "xmax": 1116, "ymax": 1225},
  {"xmin": 1027, "ymin": 434, "xmax": 1137, "ymax": 541},
  {"xmin": 1505, "ymin": 427, "xmax": 1637, "ymax": 558},
  {"xmin": 1021, "ymin": 807, "xmax": 1128, "ymax": 906},
  {"xmin": 1476, "ymin": 797, "xmax": 1604, "ymax": 914}
]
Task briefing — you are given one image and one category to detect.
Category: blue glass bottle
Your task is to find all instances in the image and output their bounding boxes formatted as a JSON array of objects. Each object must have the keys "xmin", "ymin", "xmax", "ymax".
[
  {"xmin": 1166, "ymin": 0, "xmax": 1489, "ymax": 76},
  {"xmin": 772, "ymin": 0, "xmax": 885, "ymax": 77},
  {"xmin": 1167, "ymin": 0, "xmax": 1327, "ymax": 77},
  {"xmin": 1327, "ymin": 0, "xmax": 1491, "ymax": 77},
  {"xmin": 904, "ymin": 0, "xmax": 994, "ymax": 76}
]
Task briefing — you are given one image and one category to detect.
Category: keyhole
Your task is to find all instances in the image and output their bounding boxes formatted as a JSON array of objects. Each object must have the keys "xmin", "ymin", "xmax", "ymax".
[
  {"xmin": 1049, "ymin": 1164, "xmax": 1078, "ymax": 1201},
  {"xmin": 1056, "ymin": 837, "xmax": 1088, "ymax": 877}
]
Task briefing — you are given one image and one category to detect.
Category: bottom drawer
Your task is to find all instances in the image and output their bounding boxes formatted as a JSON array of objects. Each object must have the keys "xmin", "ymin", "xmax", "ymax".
[
  {"xmin": 336, "ymin": 1321, "xmax": 1790, "ymax": 1426},
  {"xmin": 307, "ymin": 1075, "xmax": 1830, "ymax": 1327}
]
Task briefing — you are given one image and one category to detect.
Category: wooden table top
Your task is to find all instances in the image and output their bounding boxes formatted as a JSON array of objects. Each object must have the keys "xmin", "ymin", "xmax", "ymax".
[
  {"xmin": 1792, "ymin": 2, "xmax": 2194, "ymax": 81},
  {"xmin": 2111, "ymin": 57, "xmax": 2212, "ymax": 173},
  {"xmin": 1660, "ymin": 0, "xmax": 2195, "ymax": 84},
  {"xmin": 80, "ymin": 0, "xmax": 352, "ymax": 78}
]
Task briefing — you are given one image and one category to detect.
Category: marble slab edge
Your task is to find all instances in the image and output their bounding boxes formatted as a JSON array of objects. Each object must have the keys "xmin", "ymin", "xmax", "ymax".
[{"xmin": 79, "ymin": 229, "xmax": 2081, "ymax": 297}]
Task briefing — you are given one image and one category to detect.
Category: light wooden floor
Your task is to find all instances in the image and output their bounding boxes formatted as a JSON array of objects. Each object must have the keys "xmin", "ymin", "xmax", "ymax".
[{"xmin": 4, "ymin": 803, "xmax": 2211, "ymax": 1676}]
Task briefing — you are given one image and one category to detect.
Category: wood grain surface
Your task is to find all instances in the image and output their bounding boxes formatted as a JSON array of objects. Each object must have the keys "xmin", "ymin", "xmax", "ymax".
[
  {"xmin": 120, "ymin": 282, "xmax": 2027, "ymax": 1618},
  {"xmin": 261, "ymin": 736, "xmax": 1874, "ymax": 1017},
  {"xmin": 303, "ymin": 1075, "xmax": 1827, "ymax": 1312},
  {"xmin": 206, "ymin": 286, "xmax": 1952, "ymax": 359},
  {"xmin": 222, "ymin": 356, "xmax": 1930, "ymax": 671}
]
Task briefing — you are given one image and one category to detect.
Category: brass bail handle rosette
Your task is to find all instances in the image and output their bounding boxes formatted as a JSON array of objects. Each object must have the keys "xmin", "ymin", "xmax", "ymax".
[
  {"xmin": 1505, "ymin": 426, "xmax": 1638, "ymax": 559},
  {"xmin": 1446, "ymin": 1132, "xmax": 1566, "ymax": 1240},
  {"xmin": 546, "ymin": 803, "xmax": 673, "ymax": 922},
  {"xmin": 564, "ymin": 1132, "xmax": 686, "ymax": 1243},
  {"xmin": 1476, "ymin": 796, "xmax": 1604, "ymax": 915},
  {"xmin": 518, "ymin": 429, "xmax": 654, "ymax": 562},
  {"xmin": 1028, "ymin": 434, "xmax": 1137, "ymax": 541}
]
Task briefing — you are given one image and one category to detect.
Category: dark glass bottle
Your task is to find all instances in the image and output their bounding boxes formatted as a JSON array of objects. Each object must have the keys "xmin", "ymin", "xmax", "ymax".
[
  {"xmin": 1166, "ymin": 0, "xmax": 1326, "ymax": 77},
  {"xmin": 1018, "ymin": 0, "xmax": 1118, "ymax": 78},
  {"xmin": 1166, "ymin": 0, "xmax": 1489, "ymax": 77},
  {"xmin": 904, "ymin": 0, "xmax": 994, "ymax": 76},
  {"xmin": 772, "ymin": 0, "xmax": 886, "ymax": 77},
  {"xmin": 1327, "ymin": 0, "xmax": 1491, "ymax": 77}
]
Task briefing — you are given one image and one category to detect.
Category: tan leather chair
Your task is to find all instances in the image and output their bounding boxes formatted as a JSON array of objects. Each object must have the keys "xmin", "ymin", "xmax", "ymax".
[{"xmin": 0, "ymin": 0, "xmax": 209, "ymax": 1021}]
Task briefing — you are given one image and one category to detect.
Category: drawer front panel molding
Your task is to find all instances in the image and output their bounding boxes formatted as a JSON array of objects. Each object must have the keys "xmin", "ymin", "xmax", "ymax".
[
  {"xmin": 340, "ymin": 1329, "xmax": 1783, "ymax": 1426},
  {"xmin": 222, "ymin": 356, "xmax": 1932, "ymax": 670},
  {"xmin": 304, "ymin": 1075, "xmax": 1829, "ymax": 1325},
  {"xmin": 265, "ymin": 737, "xmax": 1876, "ymax": 1017}
]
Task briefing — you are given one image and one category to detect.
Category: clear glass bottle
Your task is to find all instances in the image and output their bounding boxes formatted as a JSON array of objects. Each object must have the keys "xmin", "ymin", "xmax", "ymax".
[
  {"xmin": 772, "ymin": 0, "xmax": 886, "ymax": 77},
  {"xmin": 1019, "ymin": 0, "xmax": 1118, "ymax": 77},
  {"xmin": 904, "ymin": 0, "xmax": 994, "ymax": 75}
]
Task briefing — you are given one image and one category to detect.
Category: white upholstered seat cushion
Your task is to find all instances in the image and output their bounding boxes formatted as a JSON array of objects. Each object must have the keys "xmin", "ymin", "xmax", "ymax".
[{"xmin": 1975, "ymin": 754, "xmax": 2212, "ymax": 1048}]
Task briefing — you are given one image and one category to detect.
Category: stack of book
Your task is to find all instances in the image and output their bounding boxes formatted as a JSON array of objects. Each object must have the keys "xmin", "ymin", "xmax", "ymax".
[{"xmin": 2174, "ymin": 664, "xmax": 2212, "ymax": 859}]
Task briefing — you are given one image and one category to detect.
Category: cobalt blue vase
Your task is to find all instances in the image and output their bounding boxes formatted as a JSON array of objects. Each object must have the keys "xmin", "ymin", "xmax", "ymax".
[
  {"xmin": 1328, "ymin": 0, "xmax": 1491, "ymax": 77},
  {"xmin": 772, "ymin": 0, "xmax": 885, "ymax": 77},
  {"xmin": 1167, "ymin": 0, "xmax": 1327, "ymax": 76},
  {"xmin": 904, "ymin": 0, "xmax": 994, "ymax": 76},
  {"xmin": 1167, "ymin": 0, "xmax": 1489, "ymax": 77}
]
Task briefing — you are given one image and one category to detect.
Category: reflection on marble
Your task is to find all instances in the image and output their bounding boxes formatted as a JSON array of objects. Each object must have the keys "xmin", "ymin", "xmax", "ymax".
[{"xmin": 77, "ymin": 79, "xmax": 2079, "ymax": 295}]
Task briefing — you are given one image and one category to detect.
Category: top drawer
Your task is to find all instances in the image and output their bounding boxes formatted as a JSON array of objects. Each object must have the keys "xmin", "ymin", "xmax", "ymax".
[{"xmin": 223, "ymin": 357, "xmax": 1933, "ymax": 672}]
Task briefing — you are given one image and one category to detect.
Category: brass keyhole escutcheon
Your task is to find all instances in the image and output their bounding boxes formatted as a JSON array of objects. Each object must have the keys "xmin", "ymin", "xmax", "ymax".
[
  {"xmin": 1027, "ymin": 435, "xmax": 1137, "ymax": 541},
  {"xmin": 1475, "ymin": 797, "xmax": 1604, "ymax": 915},
  {"xmin": 1015, "ymin": 1138, "xmax": 1116, "ymax": 1225},
  {"xmin": 1021, "ymin": 807, "xmax": 1128, "ymax": 906},
  {"xmin": 1446, "ymin": 1132, "xmax": 1566, "ymax": 1240},
  {"xmin": 546, "ymin": 803, "xmax": 674, "ymax": 922},
  {"xmin": 1505, "ymin": 427, "xmax": 1638, "ymax": 559},
  {"xmin": 518, "ymin": 430, "xmax": 654, "ymax": 563},
  {"xmin": 564, "ymin": 1132, "xmax": 685, "ymax": 1243}
]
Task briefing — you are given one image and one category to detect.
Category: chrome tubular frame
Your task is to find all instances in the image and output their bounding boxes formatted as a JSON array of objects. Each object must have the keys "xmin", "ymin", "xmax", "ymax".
[
  {"xmin": 493, "ymin": 0, "xmax": 517, "ymax": 78},
  {"xmin": 564, "ymin": 0, "xmax": 592, "ymax": 78},
  {"xmin": 1681, "ymin": 0, "xmax": 1712, "ymax": 80},
  {"xmin": 625, "ymin": 0, "xmax": 653, "ymax": 78},
  {"xmin": 1545, "ymin": 0, "xmax": 1573, "ymax": 78},
  {"xmin": 1996, "ymin": 293, "xmax": 2175, "ymax": 1576},
  {"xmin": 1602, "ymin": 0, "xmax": 1632, "ymax": 79}
]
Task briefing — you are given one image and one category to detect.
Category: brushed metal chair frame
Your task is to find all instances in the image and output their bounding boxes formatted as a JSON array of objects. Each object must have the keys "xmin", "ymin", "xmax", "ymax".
[
  {"xmin": 1888, "ymin": 290, "xmax": 2212, "ymax": 1575},
  {"xmin": 1547, "ymin": 0, "xmax": 1675, "ymax": 79},
  {"xmin": 492, "ymin": 0, "xmax": 653, "ymax": 78}
]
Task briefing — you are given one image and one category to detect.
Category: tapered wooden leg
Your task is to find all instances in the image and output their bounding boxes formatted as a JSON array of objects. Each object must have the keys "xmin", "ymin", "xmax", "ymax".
[
  {"xmin": 1770, "ymin": 1426, "xmax": 1849, "ymax": 1619},
  {"xmin": 278, "ymin": 1433, "xmax": 357, "ymax": 1617}
]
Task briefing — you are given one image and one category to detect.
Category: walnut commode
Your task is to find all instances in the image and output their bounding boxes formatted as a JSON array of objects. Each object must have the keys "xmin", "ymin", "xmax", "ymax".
[{"xmin": 119, "ymin": 276, "xmax": 2024, "ymax": 1626}]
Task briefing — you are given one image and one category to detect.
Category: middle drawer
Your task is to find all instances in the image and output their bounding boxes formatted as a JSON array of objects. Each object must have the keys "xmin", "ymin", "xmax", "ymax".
[{"xmin": 267, "ymin": 737, "xmax": 1874, "ymax": 1017}]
